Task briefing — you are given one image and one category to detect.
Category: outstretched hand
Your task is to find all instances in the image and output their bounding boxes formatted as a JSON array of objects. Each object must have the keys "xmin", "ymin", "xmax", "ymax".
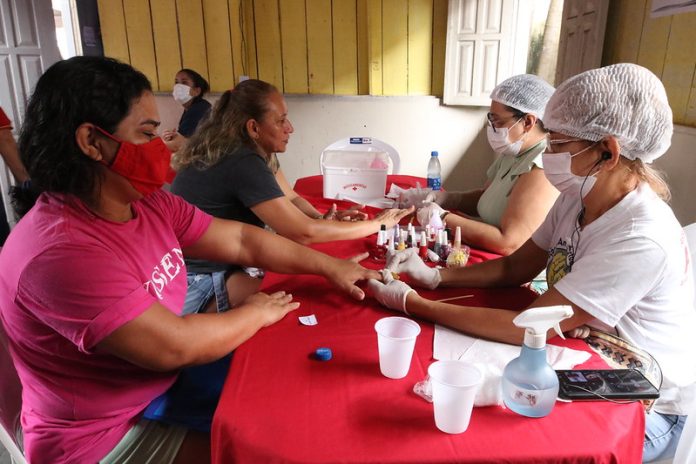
[
  {"xmin": 386, "ymin": 248, "xmax": 442, "ymax": 289},
  {"xmin": 241, "ymin": 291, "xmax": 300, "ymax": 327},
  {"xmin": 323, "ymin": 203, "xmax": 369, "ymax": 221},
  {"xmin": 367, "ymin": 269, "xmax": 416, "ymax": 313},
  {"xmin": 374, "ymin": 205, "xmax": 415, "ymax": 228},
  {"xmin": 416, "ymin": 202, "xmax": 447, "ymax": 227},
  {"xmin": 325, "ymin": 255, "xmax": 381, "ymax": 300}
]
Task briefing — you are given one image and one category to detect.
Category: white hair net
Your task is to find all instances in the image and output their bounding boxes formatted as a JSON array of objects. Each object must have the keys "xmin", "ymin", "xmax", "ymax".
[
  {"xmin": 544, "ymin": 63, "xmax": 673, "ymax": 164},
  {"xmin": 490, "ymin": 74, "xmax": 555, "ymax": 120}
]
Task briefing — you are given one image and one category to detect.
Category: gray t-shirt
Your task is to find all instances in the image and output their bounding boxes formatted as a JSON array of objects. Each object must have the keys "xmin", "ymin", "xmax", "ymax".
[{"xmin": 171, "ymin": 146, "xmax": 284, "ymax": 273}]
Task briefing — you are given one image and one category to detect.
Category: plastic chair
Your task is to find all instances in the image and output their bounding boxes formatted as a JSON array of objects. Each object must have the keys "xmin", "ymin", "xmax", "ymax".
[
  {"xmin": 0, "ymin": 322, "xmax": 25, "ymax": 463},
  {"xmin": 671, "ymin": 223, "xmax": 696, "ymax": 464},
  {"xmin": 320, "ymin": 137, "xmax": 400, "ymax": 175}
]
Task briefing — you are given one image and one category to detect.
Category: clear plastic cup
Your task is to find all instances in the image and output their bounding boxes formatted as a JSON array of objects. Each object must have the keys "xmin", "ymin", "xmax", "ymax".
[
  {"xmin": 374, "ymin": 317, "xmax": 421, "ymax": 379},
  {"xmin": 428, "ymin": 360, "xmax": 482, "ymax": 434}
]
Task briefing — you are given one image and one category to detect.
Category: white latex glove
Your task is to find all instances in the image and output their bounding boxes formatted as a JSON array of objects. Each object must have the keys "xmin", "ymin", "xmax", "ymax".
[
  {"xmin": 424, "ymin": 190, "xmax": 446, "ymax": 205},
  {"xmin": 399, "ymin": 187, "xmax": 433, "ymax": 209},
  {"xmin": 386, "ymin": 248, "xmax": 442, "ymax": 289},
  {"xmin": 426, "ymin": 190, "xmax": 469, "ymax": 211},
  {"xmin": 367, "ymin": 270, "xmax": 416, "ymax": 314},
  {"xmin": 416, "ymin": 202, "xmax": 447, "ymax": 227}
]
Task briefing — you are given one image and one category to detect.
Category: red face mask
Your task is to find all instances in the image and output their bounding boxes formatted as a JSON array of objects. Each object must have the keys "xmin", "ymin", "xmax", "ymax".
[{"xmin": 95, "ymin": 126, "xmax": 176, "ymax": 196}]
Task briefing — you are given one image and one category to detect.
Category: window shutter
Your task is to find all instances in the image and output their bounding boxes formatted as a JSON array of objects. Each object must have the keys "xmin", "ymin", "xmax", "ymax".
[{"xmin": 443, "ymin": 0, "xmax": 529, "ymax": 106}]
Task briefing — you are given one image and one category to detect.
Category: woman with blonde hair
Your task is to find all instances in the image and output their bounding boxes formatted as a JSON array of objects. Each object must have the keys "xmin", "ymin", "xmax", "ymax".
[
  {"xmin": 172, "ymin": 79, "xmax": 411, "ymax": 313},
  {"xmin": 370, "ymin": 63, "xmax": 695, "ymax": 463}
]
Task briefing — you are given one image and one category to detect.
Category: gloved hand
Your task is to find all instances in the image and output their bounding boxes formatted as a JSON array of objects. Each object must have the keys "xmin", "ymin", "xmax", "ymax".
[
  {"xmin": 386, "ymin": 248, "xmax": 442, "ymax": 289},
  {"xmin": 367, "ymin": 270, "xmax": 416, "ymax": 314},
  {"xmin": 426, "ymin": 190, "xmax": 468, "ymax": 211},
  {"xmin": 424, "ymin": 190, "xmax": 446, "ymax": 205},
  {"xmin": 416, "ymin": 202, "xmax": 447, "ymax": 227},
  {"xmin": 399, "ymin": 187, "xmax": 433, "ymax": 209}
]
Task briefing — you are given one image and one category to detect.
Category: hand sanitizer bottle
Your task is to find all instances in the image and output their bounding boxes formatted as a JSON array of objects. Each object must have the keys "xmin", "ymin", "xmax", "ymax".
[{"xmin": 501, "ymin": 306, "xmax": 574, "ymax": 417}]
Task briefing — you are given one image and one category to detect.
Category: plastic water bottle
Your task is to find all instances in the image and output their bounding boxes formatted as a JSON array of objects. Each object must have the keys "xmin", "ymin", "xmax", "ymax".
[{"xmin": 427, "ymin": 151, "xmax": 441, "ymax": 191}]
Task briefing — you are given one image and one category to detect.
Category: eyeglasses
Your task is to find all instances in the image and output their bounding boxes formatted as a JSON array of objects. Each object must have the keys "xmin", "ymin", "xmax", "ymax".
[
  {"xmin": 545, "ymin": 136, "xmax": 586, "ymax": 154},
  {"xmin": 486, "ymin": 112, "xmax": 522, "ymax": 133}
]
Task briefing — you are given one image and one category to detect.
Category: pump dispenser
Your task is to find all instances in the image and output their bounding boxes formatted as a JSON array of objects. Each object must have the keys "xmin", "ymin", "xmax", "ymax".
[{"xmin": 501, "ymin": 305, "xmax": 573, "ymax": 417}]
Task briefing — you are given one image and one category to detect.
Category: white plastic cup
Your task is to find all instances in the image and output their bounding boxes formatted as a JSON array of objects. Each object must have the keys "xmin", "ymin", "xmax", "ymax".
[
  {"xmin": 374, "ymin": 317, "xmax": 421, "ymax": 379},
  {"xmin": 428, "ymin": 360, "xmax": 482, "ymax": 434}
]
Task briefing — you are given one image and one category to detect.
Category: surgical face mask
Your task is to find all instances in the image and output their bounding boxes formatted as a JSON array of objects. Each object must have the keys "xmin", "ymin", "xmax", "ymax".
[
  {"xmin": 542, "ymin": 144, "xmax": 598, "ymax": 198},
  {"xmin": 486, "ymin": 118, "xmax": 525, "ymax": 156},
  {"xmin": 96, "ymin": 127, "xmax": 176, "ymax": 196},
  {"xmin": 172, "ymin": 83, "xmax": 193, "ymax": 105}
]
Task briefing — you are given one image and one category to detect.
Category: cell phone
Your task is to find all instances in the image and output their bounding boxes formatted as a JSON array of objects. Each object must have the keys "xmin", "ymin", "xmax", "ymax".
[{"xmin": 555, "ymin": 369, "xmax": 660, "ymax": 401}]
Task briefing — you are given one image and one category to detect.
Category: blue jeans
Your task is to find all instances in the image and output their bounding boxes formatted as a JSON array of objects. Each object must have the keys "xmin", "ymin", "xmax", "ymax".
[
  {"xmin": 643, "ymin": 412, "xmax": 687, "ymax": 462},
  {"xmin": 181, "ymin": 271, "xmax": 229, "ymax": 315}
]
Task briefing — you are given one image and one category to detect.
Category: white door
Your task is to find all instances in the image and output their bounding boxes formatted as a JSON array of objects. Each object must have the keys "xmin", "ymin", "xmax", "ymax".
[
  {"xmin": 443, "ymin": 0, "xmax": 532, "ymax": 106},
  {"xmin": 554, "ymin": 0, "xmax": 609, "ymax": 85},
  {"xmin": 0, "ymin": 0, "xmax": 60, "ymax": 226}
]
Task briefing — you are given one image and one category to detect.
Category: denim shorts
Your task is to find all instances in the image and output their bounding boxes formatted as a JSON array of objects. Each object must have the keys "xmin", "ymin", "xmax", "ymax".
[
  {"xmin": 181, "ymin": 271, "xmax": 229, "ymax": 315},
  {"xmin": 643, "ymin": 412, "xmax": 687, "ymax": 462}
]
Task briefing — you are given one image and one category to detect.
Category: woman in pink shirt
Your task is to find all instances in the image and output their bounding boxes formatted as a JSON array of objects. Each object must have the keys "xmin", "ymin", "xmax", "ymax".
[{"xmin": 0, "ymin": 56, "xmax": 378, "ymax": 464}]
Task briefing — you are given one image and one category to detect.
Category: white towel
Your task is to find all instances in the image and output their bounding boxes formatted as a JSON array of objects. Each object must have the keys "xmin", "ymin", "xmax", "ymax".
[{"xmin": 424, "ymin": 324, "xmax": 591, "ymax": 407}]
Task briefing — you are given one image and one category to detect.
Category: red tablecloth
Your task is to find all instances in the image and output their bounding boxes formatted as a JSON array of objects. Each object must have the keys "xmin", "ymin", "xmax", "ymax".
[{"xmin": 210, "ymin": 176, "xmax": 644, "ymax": 463}]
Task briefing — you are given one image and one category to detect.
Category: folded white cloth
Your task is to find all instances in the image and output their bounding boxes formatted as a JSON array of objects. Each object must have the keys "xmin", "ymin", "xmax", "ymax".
[{"xmin": 426, "ymin": 324, "xmax": 591, "ymax": 407}]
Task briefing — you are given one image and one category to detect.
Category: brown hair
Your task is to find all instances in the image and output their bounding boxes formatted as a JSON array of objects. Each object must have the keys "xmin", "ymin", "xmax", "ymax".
[{"xmin": 174, "ymin": 79, "xmax": 279, "ymax": 170}]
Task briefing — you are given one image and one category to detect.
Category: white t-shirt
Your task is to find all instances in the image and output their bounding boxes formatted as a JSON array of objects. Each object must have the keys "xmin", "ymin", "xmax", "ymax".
[{"xmin": 532, "ymin": 183, "xmax": 696, "ymax": 415}]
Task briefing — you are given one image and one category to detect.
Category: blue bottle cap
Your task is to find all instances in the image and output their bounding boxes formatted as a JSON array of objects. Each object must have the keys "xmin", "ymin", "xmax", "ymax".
[
  {"xmin": 431, "ymin": 151, "xmax": 438, "ymax": 156},
  {"xmin": 314, "ymin": 347, "xmax": 332, "ymax": 361}
]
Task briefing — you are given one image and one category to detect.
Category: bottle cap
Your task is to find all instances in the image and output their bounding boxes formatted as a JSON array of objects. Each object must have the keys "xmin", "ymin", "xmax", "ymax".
[
  {"xmin": 431, "ymin": 151, "xmax": 438, "ymax": 157},
  {"xmin": 314, "ymin": 347, "xmax": 333, "ymax": 361}
]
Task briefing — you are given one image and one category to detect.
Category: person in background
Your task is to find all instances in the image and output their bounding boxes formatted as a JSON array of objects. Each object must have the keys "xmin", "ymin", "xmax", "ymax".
[
  {"xmin": 418, "ymin": 74, "xmax": 559, "ymax": 256},
  {"xmin": 0, "ymin": 106, "xmax": 29, "ymax": 244},
  {"xmin": 162, "ymin": 68, "xmax": 212, "ymax": 153},
  {"xmin": 171, "ymin": 79, "xmax": 412, "ymax": 313},
  {"xmin": 369, "ymin": 63, "xmax": 696, "ymax": 463},
  {"xmin": 0, "ymin": 56, "xmax": 380, "ymax": 464}
]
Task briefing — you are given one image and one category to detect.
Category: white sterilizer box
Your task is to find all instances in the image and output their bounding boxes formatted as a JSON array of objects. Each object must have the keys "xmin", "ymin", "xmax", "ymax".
[{"xmin": 320, "ymin": 137, "xmax": 399, "ymax": 200}]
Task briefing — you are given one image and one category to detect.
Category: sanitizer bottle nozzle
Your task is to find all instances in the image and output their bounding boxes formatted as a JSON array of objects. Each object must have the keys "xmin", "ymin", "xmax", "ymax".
[{"xmin": 513, "ymin": 306, "xmax": 574, "ymax": 349}]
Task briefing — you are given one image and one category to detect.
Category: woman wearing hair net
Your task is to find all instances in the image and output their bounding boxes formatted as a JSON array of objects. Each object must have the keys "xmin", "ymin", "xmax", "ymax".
[
  {"xmin": 417, "ymin": 74, "xmax": 559, "ymax": 255},
  {"xmin": 369, "ymin": 63, "xmax": 695, "ymax": 462}
]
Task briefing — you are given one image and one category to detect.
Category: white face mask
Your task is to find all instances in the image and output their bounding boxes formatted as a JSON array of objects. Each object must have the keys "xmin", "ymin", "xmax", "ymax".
[
  {"xmin": 542, "ymin": 145, "xmax": 598, "ymax": 198},
  {"xmin": 172, "ymin": 83, "xmax": 193, "ymax": 105},
  {"xmin": 486, "ymin": 118, "xmax": 525, "ymax": 156}
]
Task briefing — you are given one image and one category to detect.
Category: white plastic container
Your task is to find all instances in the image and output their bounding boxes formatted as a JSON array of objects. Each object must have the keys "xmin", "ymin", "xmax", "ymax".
[{"xmin": 320, "ymin": 137, "xmax": 399, "ymax": 200}]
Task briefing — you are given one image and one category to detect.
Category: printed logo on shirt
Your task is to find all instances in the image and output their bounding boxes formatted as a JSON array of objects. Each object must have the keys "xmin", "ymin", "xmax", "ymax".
[
  {"xmin": 144, "ymin": 248, "xmax": 185, "ymax": 299},
  {"xmin": 546, "ymin": 238, "xmax": 574, "ymax": 288}
]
